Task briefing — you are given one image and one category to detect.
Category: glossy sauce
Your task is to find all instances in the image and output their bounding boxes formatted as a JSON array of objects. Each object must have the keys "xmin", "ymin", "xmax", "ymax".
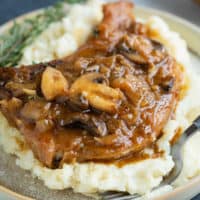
[{"xmin": 0, "ymin": 2, "xmax": 185, "ymax": 168}]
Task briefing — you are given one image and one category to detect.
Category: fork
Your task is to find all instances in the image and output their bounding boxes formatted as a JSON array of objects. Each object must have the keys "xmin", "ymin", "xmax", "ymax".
[{"xmin": 101, "ymin": 115, "xmax": 200, "ymax": 200}]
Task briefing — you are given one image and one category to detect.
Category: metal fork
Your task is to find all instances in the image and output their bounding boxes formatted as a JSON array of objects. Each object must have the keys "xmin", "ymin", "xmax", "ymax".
[{"xmin": 101, "ymin": 115, "xmax": 200, "ymax": 200}]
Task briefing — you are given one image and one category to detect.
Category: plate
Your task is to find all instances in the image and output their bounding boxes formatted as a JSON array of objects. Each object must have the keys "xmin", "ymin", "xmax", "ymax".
[{"xmin": 0, "ymin": 5, "xmax": 200, "ymax": 200}]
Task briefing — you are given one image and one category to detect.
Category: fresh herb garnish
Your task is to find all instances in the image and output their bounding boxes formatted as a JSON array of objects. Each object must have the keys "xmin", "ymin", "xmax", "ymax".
[{"xmin": 0, "ymin": 0, "xmax": 86, "ymax": 67}]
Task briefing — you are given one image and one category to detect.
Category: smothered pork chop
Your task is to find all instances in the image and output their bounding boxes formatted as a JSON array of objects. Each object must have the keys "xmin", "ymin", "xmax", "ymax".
[{"xmin": 0, "ymin": 1, "xmax": 184, "ymax": 170}]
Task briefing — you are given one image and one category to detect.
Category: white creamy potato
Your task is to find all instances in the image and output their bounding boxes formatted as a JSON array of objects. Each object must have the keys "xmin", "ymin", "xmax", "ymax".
[
  {"xmin": 19, "ymin": 0, "xmax": 104, "ymax": 64},
  {"xmin": 0, "ymin": 0, "xmax": 200, "ymax": 197}
]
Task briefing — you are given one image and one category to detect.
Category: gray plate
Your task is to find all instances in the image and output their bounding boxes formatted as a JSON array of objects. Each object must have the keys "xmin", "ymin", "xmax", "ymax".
[{"xmin": 0, "ymin": 5, "xmax": 200, "ymax": 200}]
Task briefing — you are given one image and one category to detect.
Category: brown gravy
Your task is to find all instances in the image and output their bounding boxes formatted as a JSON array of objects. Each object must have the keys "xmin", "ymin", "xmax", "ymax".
[{"xmin": 0, "ymin": 1, "xmax": 184, "ymax": 168}]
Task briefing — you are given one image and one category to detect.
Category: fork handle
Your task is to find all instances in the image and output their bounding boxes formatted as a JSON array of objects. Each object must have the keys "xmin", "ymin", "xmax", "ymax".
[
  {"xmin": 193, "ymin": 116, "xmax": 200, "ymax": 128},
  {"xmin": 185, "ymin": 116, "xmax": 200, "ymax": 138}
]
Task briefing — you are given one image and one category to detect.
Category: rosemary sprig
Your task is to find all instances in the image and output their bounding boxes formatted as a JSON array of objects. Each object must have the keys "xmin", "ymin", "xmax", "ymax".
[{"xmin": 0, "ymin": 0, "xmax": 86, "ymax": 67}]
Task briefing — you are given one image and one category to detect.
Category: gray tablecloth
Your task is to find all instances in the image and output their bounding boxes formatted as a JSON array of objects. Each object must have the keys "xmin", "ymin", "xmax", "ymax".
[{"xmin": 0, "ymin": 0, "xmax": 199, "ymax": 200}]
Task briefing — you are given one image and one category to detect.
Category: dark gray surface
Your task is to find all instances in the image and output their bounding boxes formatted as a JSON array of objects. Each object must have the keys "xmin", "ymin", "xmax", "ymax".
[
  {"xmin": 0, "ymin": 0, "xmax": 55, "ymax": 25},
  {"xmin": 0, "ymin": 0, "xmax": 200, "ymax": 26},
  {"xmin": 134, "ymin": 0, "xmax": 200, "ymax": 26},
  {"xmin": 0, "ymin": 0, "xmax": 199, "ymax": 200}
]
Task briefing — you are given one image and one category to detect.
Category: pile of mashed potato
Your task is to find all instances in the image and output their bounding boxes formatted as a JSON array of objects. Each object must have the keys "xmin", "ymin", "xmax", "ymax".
[{"xmin": 0, "ymin": 0, "xmax": 200, "ymax": 198}]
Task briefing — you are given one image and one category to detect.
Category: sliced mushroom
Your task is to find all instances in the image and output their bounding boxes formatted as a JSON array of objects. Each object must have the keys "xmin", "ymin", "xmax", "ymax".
[
  {"xmin": 118, "ymin": 35, "xmax": 166, "ymax": 65},
  {"xmin": 5, "ymin": 81, "xmax": 36, "ymax": 97},
  {"xmin": 118, "ymin": 35, "xmax": 148, "ymax": 64},
  {"xmin": 124, "ymin": 51, "xmax": 147, "ymax": 64},
  {"xmin": 59, "ymin": 113, "xmax": 108, "ymax": 137},
  {"xmin": 151, "ymin": 40, "xmax": 165, "ymax": 52},
  {"xmin": 111, "ymin": 75, "xmax": 155, "ymax": 108},
  {"xmin": 41, "ymin": 67, "xmax": 69, "ymax": 101},
  {"xmin": 69, "ymin": 73, "xmax": 122, "ymax": 114}
]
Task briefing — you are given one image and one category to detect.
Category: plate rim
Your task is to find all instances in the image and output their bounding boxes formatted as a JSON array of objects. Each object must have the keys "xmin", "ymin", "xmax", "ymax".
[
  {"xmin": 0, "ymin": 5, "xmax": 200, "ymax": 200},
  {"xmin": 135, "ymin": 5, "xmax": 200, "ymax": 56}
]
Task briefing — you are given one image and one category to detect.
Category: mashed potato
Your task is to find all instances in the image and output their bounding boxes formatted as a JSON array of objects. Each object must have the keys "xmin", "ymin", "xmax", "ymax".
[
  {"xmin": 19, "ymin": 0, "xmax": 104, "ymax": 64},
  {"xmin": 0, "ymin": 0, "xmax": 200, "ymax": 197}
]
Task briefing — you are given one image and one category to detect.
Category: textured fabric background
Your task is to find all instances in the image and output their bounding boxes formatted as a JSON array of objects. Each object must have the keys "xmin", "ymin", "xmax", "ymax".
[{"xmin": 0, "ymin": 0, "xmax": 199, "ymax": 199}]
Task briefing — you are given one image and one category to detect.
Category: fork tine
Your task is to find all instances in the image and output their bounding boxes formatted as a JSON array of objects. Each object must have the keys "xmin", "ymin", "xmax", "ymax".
[
  {"xmin": 112, "ymin": 194, "xmax": 139, "ymax": 200},
  {"xmin": 101, "ymin": 192, "xmax": 125, "ymax": 198},
  {"xmin": 101, "ymin": 116, "xmax": 200, "ymax": 200},
  {"xmin": 102, "ymin": 192, "xmax": 140, "ymax": 200}
]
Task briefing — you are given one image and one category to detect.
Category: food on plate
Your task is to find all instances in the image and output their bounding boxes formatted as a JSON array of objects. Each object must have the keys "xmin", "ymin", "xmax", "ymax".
[
  {"xmin": 0, "ymin": 1, "xmax": 184, "ymax": 168},
  {"xmin": 0, "ymin": 0, "xmax": 200, "ymax": 197}
]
